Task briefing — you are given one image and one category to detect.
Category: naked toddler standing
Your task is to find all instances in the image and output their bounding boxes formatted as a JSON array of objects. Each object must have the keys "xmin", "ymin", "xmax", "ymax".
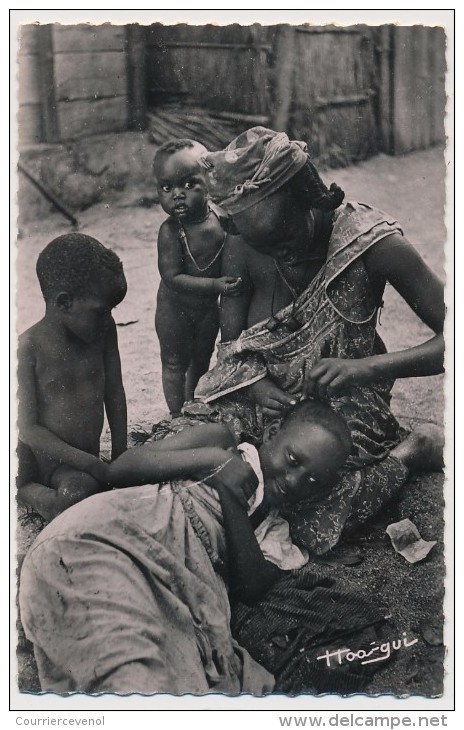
[{"xmin": 154, "ymin": 139, "xmax": 242, "ymax": 416}]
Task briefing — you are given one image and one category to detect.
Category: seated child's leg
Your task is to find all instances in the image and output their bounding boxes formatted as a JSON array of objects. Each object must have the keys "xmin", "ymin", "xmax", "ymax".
[
  {"xmin": 155, "ymin": 292, "xmax": 194, "ymax": 416},
  {"xmin": 18, "ymin": 465, "xmax": 103, "ymax": 522},
  {"xmin": 185, "ymin": 305, "xmax": 219, "ymax": 402},
  {"xmin": 17, "ymin": 483, "xmax": 61, "ymax": 523},
  {"xmin": 53, "ymin": 464, "xmax": 105, "ymax": 508},
  {"xmin": 16, "ymin": 441, "xmax": 39, "ymax": 488}
]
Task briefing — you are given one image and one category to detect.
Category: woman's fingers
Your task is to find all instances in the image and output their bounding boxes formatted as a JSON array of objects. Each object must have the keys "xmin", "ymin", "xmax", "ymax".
[
  {"xmin": 314, "ymin": 369, "xmax": 338, "ymax": 387},
  {"xmin": 266, "ymin": 394, "xmax": 295, "ymax": 412},
  {"xmin": 270, "ymin": 389, "xmax": 297, "ymax": 407},
  {"xmin": 262, "ymin": 405, "xmax": 284, "ymax": 418},
  {"xmin": 307, "ymin": 360, "xmax": 331, "ymax": 380},
  {"xmin": 325, "ymin": 375, "xmax": 345, "ymax": 393}
]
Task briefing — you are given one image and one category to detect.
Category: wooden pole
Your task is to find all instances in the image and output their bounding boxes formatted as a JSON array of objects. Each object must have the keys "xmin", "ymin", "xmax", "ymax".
[
  {"xmin": 36, "ymin": 24, "xmax": 59, "ymax": 143},
  {"xmin": 126, "ymin": 24, "xmax": 147, "ymax": 131},
  {"xmin": 376, "ymin": 25, "xmax": 393, "ymax": 154},
  {"xmin": 271, "ymin": 25, "xmax": 296, "ymax": 132},
  {"xmin": 18, "ymin": 162, "xmax": 78, "ymax": 228}
]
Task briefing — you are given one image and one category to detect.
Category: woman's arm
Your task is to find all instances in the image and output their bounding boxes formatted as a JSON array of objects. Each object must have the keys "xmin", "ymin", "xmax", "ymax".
[
  {"xmin": 158, "ymin": 223, "xmax": 241, "ymax": 296},
  {"xmin": 219, "ymin": 236, "xmax": 253, "ymax": 342},
  {"xmin": 305, "ymin": 234, "xmax": 445, "ymax": 395},
  {"xmin": 103, "ymin": 319, "xmax": 127, "ymax": 460}
]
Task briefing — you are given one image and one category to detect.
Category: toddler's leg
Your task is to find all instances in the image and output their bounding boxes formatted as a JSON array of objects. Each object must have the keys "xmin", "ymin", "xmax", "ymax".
[
  {"xmin": 18, "ymin": 465, "xmax": 102, "ymax": 522},
  {"xmin": 155, "ymin": 293, "xmax": 193, "ymax": 416},
  {"xmin": 185, "ymin": 305, "xmax": 220, "ymax": 402}
]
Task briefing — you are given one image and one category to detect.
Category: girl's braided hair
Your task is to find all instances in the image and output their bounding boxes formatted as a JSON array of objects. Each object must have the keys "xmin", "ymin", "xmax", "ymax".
[{"xmin": 289, "ymin": 158, "xmax": 345, "ymax": 211}]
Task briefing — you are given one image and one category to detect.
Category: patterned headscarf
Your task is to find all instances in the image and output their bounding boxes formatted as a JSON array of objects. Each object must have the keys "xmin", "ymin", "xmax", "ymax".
[{"xmin": 200, "ymin": 127, "xmax": 309, "ymax": 215}]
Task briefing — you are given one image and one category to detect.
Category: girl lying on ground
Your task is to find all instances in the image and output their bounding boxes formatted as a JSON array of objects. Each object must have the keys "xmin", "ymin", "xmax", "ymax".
[{"xmin": 19, "ymin": 399, "xmax": 379, "ymax": 696}]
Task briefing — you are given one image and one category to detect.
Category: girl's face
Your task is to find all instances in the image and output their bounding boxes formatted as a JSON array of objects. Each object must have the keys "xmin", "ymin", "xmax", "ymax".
[
  {"xmin": 155, "ymin": 150, "xmax": 208, "ymax": 221},
  {"xmin": 259, "ymin": 420, "xmax": 347, "ymax": 508},
  {"xmin": 231, "ymin": 187, "xmax": 307, "ymax": 257}
]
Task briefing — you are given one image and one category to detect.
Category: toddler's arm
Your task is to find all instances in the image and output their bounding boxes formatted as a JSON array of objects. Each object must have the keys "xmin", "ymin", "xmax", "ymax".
[
  {"xmin": 104, "ymin": 319, "xmax": 127, "ymax": 460},
  {"xmin": 17, "ymin": 335, "xmax": 107, "ymax": 484}
]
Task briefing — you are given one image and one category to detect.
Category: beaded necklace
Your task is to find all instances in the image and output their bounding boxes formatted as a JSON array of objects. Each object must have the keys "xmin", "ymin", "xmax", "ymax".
[
  {"xmin": 177, "ymin": 208, "xmax": 226, "ymax": 273},
  {"xmin": 266, "ymin": 211, "xmax": 328, "ymax": 332}
]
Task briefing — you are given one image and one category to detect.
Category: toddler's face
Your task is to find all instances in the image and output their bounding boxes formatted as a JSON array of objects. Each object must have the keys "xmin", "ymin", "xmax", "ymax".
[
  {"xmin": 155, "ymin": 150, "xmax": 208, "ymax": 221},
  {"xmin": 259, "ymin": 419, "xmax": 347, "ymax": 508}
]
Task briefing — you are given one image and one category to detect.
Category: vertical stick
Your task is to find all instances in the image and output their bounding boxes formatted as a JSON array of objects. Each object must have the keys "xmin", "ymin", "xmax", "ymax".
[
  {"xmin": 376, "ymin": 25, "xmax": 393, "ymax": 154},
  {"xmin": 126, "ymin": 24, "xmax": 147, "ymax": 131},
  {"xmin": 36, "ymin": 24, "xmax": 59, "ymax": 143},
  {"xmin": 271, "ymin": 25, "xmax": 295, "ymax": 132}
]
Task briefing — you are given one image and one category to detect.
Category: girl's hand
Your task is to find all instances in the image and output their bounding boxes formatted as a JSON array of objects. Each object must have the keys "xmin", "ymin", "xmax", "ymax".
[
  {"xmin": 304, "ymin": 357, "xmax": 374, "ymax": 397},
  {"xmin": 204, "ymin": 454, "xmax": 258, "ymax": 510},
  {"xmin": 246, "ymin": 377, "xmax": 297, "ymax": 418},
  {"xmin": 214, "ymin": 276, "xmax": 243, "ymax": 296}
]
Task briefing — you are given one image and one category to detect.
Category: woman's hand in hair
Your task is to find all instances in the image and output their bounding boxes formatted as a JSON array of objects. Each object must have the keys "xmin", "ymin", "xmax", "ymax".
[
  {"xmin": 246, "ymin": 377, "xmax": 297, "ymax": 418},
  {"xmin": 304, "ymin": 357, "xmax": 375, "ymax": 398}
]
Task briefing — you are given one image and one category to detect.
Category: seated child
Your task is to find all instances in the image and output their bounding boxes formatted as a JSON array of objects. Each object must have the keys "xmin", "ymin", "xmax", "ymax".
[
  {"xmin": 17, "ymin": 232, "xmax": 128, "ymax": 522},
  {"xmin": 154, "ymin": 138, "xmax": 243, "ymax": 417},
  {"xmin": 19, "ymin": 399, "xmax": 352, "ymax": 695}
]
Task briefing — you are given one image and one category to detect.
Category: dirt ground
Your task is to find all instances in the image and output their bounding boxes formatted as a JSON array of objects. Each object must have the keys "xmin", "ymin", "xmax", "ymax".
[{"xmin": 14, "ymin": 141, "xmax": 449, "ymax": 698}]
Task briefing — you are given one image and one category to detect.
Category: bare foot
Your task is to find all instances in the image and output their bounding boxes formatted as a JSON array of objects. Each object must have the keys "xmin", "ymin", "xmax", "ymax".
[{"xmin": 391, "ymin": 424, "xmax": 445, "ymax": 473}]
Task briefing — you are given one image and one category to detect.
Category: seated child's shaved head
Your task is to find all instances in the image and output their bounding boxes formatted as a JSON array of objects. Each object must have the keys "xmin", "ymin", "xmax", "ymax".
[{"xmin": 36, "ymin": 233, "xmax": 127, "ymax": 305}]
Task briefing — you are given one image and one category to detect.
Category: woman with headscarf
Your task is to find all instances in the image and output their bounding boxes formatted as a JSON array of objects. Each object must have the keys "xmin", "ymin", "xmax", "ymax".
[{"xmin": 189, "ymin": 127, "xmax": 445, "ymax": 555}]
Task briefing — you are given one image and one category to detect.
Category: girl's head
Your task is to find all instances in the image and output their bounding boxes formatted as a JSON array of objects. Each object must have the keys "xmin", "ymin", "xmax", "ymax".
[
  {"xmin": 200, "ymin": 127, "xmax": 344, "ymax": 248},
  {"xmin": 153, "ymin": 139, "xmax": 209, "ymax": 221},
  {"xmin": 258, "ymin": 399, "xmax": 352, "ymax": 508}
]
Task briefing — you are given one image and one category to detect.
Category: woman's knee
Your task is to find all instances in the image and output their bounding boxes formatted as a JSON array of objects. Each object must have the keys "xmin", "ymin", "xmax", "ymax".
[{"xmin": 56, "ymin": 471, "xmax": 101, "ymax": 506}]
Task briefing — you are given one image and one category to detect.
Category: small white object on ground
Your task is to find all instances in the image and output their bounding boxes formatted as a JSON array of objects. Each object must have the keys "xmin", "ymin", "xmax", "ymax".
[{"xmin": 386, "ymin": 518, "xmax": 436, "ymax": 563}]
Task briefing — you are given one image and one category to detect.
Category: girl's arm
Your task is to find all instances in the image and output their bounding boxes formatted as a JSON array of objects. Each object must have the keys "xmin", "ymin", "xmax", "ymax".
[
  {"xmin": 104, "ymin": 319, "xmax": 127, "ymax": 460},
  {"xmin": 158, "ymin": 223, "xmax": 241, "ymax": 296},
  {"xmin": 217, "ymin": 482, "xmax": 284, "ymax": 605},
  {"xmin": 219, "ymin": 236, "xmax": 253, "ymax": 342},
  {"xmin": 107, "ymin": 423, "xmax": 235, "ymax": 487},
  {"xmin": 305, "ymin": 234, "xmax": 445, "ymax": 395}
]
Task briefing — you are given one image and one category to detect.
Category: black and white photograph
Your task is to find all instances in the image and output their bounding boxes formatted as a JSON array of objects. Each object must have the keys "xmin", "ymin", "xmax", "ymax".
[{"xmin": 11, "ymin": 8, "xmax": 454, "ymax": 714}]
